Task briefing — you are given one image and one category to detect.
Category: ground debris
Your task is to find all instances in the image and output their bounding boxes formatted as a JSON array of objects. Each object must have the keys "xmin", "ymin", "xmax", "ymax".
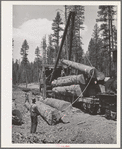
[
  {"xmin": 12, "ymin": 132, "xmax": 41, "ymax": 143},
  {"xmin": 12, "ymin": 87, "xmax": 117, "ymax": 144}
]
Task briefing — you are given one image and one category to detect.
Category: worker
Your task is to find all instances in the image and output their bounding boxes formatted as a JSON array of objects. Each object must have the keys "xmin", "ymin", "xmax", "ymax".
[
  {"xmin": 30, "ymin": 98, "xmax": 40, "ymax": 133},
  {"xmin": 25, "ymin": 93, "xmax": 29, "ymax": 103}
]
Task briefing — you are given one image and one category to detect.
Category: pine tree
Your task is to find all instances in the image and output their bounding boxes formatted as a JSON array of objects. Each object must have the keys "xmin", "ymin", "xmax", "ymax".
[
  {"xmin": 47, "ymin": 35, "xmax": 55, "ymax": 64},
  {"xmin": 12, "ymin": 60, "xmax": 19, "ymax": 85},
  {"xmin": 65, "ymin": 5, "xmax": 84, "ymax": 63},
  {"xmin": 20, "ymin": 39, "xmax": 29, "ymax": 88},
  {"xmin": 41, "ymin": 36, "xmax": 47, "ymax": 98},
  {"xmin": 97, "ymin": 5, "xmax": 117, "ymax": 75},
  {"xmin": 35, "ymin": 46, "xmax": 40, "ymax": 83},
  {"xmin": 52, "ymin": 12, "xmax": 63, "ymax": 59},
  {"xmin": 88, "ymin": 24, "xmax": 104, "ymax": 71}
]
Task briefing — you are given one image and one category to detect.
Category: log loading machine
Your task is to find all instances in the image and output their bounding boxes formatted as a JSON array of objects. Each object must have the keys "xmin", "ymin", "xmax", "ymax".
[{"xmin": 41, "ymin": 11, "xmax": 117, "ymax": 120}]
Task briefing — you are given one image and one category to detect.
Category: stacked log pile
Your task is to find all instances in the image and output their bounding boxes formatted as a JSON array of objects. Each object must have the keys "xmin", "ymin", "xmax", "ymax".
[
  {"xmin": 51, "ymin": 59, "xmax": 105, "ymax": 103},
  {"xmin": 52, "ymin": 75, "xmax": 86, "ymax": 103},
  {"xmin": 24, "ymin": 100, "xmax": 61, "ymax": 125},
  {"xmin": 36, "ymin": 101, "xmax": 61, "ymax": 125}
]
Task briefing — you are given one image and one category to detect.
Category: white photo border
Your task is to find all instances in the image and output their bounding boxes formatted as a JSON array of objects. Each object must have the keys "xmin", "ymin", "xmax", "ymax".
[{"xmin": 1, "ymin": 1, "xmax": 121, "ymax": 148}]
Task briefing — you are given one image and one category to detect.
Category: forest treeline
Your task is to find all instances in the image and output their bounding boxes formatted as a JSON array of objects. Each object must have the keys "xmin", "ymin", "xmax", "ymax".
[{"xmin": 13, "ymin": 5, "xmax": 117, "ymax": 86}]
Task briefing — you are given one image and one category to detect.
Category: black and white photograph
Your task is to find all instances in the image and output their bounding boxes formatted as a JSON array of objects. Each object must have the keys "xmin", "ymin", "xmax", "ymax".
[{"xmin": 1, "ymin": 1, "xmax": 121, "ymax": 148}]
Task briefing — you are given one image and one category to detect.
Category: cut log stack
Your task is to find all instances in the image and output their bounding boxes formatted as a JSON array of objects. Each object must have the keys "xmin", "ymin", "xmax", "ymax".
[
  {"xmin": 24, "ymin": 100, "xmax": 61, "ymax": 125},
  {"xmin": 36, "ymin": 101, "xmax": 61, "ymax": 125},
  {"xmin": 51, "ymin": 59, "xmax": 105, "ymax": 103},
  {"xmin": 51, "ymin": 74, "xmax": 86, "ymax": 103}
]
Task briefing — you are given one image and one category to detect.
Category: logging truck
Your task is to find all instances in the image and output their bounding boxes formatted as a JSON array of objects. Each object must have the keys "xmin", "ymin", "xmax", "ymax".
[
  {"xmin": 41, "ymin": 59, "xmax": 117, "ymax": 120},
  {"xmin": 41, "ymin": 11, "xmax": 117, "ymax": 120}
]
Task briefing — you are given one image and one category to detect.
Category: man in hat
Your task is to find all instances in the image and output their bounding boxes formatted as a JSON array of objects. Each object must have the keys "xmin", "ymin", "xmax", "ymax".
[{"xmin": 30, "ymin": 98, "xmax": 40, "ymax": 133}]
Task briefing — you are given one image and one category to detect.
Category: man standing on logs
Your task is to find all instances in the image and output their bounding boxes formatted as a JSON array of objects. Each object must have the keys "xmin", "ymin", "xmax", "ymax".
[{"xmin": 30, "ymin": 98, "xmax": 40, "ymax": 133}]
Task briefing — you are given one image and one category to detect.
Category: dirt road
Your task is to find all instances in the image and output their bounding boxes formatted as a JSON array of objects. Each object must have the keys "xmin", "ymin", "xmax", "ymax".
[{"xmin": 12, "ymin": 87, "xmax": 117, "ymax": 144}]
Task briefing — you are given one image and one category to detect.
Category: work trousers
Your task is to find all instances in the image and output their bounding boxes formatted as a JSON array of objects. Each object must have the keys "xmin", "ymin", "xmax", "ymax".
[{"xmin": 30, "ymin": 115, "xmax": 38, "ymax": 133}]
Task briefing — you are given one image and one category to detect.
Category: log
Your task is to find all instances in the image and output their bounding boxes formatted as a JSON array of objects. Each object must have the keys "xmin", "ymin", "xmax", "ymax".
[
  {"xmin": 61, "ymin": 59, "xmax": 105, "ymax": 81},
  {"xmin": 57, "ymin": 75, "xmax": 74, "ymax": 80},
  {"xmin": 104, "ymin": 78, "xmax": 117, "ymax": 93},
  {"xmin": 99, "ymin": 84, "xmax": 105, "ymax": 93},
  {"xmin": 52, "ymin": 83, "xmax": 102, "ymax": 100},
  {"xmin": 12, "ymin": 109, "xmax": 23, "ymax": 125},
  {"xmin": 22, "ymin": 88, "xmax": 31, "ymax": 93},
  {"xmin": 36, "ymin": 101, "xmax": 61, "ymax": 125},
  {"xmin": 52, "ymin": 84, "xmax": 84, "ymax": 97},
  {"xmin": 43, "ymin": 98, "xmax": 72, "ymax": 111},
  {"xmin": 24, "ymin": 100, "xmax": 61, "ymax": 125},
  {"xmin": 52, "ymin": 74, "xmax": 85, "ymax": 87}
]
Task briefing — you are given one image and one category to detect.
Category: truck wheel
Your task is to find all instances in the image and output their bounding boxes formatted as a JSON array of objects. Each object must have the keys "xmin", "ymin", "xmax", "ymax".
[
  {"xmin": 105, "ymin": 109, "xmax": 111, "ymax": 119},
  {"xmin": 111, "ymin": 111, "xmax": 117, "ymax": 120},
  {"xmin": 88, "ymin": 104, "xmax": 98, "ymax": 115},
  {"xmin": 99, "ymin": 107, "xmax": 105, "ymax": 115}
]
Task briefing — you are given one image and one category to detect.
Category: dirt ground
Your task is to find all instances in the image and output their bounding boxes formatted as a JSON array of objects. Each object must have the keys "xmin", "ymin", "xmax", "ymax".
[{"xmin": 12, "ymin": 85, "xmax": 117, "ymax": 144}]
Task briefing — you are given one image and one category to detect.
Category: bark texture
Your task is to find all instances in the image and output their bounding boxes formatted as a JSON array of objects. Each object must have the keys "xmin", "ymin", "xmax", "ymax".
[
  {"xmin": 43, "ymin": 98, "xmax": 72, "ymax": 111},
  {"xmin": 36, "ymin": 101, "xmax": 61, "ymax": 125},
  {"xmin": 24, "ymin": 101, "xmax": 61, "ymax": 125},
  {"xmin": 52, "ymin": 74, "xmax": 85, "ymax": 87},
  {"xmin": 61, "ymin": 59, "xmax": 105, "ymax": 80},
  {"xmin": 52, "ymin": 84, "xmax": 83, "ymax": 97}
]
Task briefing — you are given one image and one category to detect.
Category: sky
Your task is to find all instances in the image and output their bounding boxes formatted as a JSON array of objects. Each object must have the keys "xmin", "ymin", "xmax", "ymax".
[{"xmin": 13, "ymin": 5, "xmax": 99, "ymax": 62}]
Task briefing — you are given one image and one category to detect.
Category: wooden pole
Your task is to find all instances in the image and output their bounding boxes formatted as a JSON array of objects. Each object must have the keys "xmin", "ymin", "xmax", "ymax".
[
  {"xmin": 108, "ymin": 6, "xmax": 111, "ymax": 76},
  {"xmin": 68, "ymin": 12, "xmax": 75, "ymax": 61}
]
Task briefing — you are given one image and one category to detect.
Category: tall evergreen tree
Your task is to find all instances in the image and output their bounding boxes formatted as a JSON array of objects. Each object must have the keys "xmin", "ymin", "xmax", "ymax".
[
  {"xmin": 12, "ymin": 60, "xmax": 19, "ymax": 85},
  {"xmin": 35, "ymin": 46, "xmax": 40, "ymax": 83},
  {"xmin": 20, "ymin": 39, "xmax": 29, "ymax": 88},
  {"xmin": 88, "ymin": 24, "xmax": 104, "ymax": 71},
  {"xmin": 47, "ymin": 35, "xmax": 55, "ymax": 64},
  {"xmin": 52, "ymin": 12, "xmax": 63, "ymax": 59},
  {"xmin": 41, "ymin": 36, "xmax": 47, "ymax": 98},
  {"xmin": 97, "ymin": 5, "xmax": 117, "ymax": 75}
]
